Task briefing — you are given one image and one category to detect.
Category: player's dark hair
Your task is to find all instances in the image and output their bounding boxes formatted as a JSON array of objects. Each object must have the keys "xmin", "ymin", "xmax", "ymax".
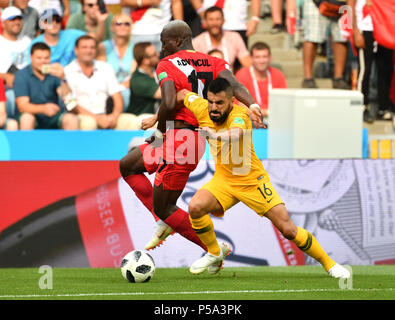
[
  {"xmin": 134, "ymin": 42, "xmax": 153, "ymax": 66},
  {"xmin": 204, "ymin": 6, "xmax": 224, "ymax": 19},
  {"xmin": 250, "ymin": 41, "xmax": 271, "ymax": 55},
  {"xmin": 30, "ymin": 42, "xmax": 50, "ymax": 55},
  {"xmin": 208, "ymin": 78, "xmax": 233, "ymax": 98}
]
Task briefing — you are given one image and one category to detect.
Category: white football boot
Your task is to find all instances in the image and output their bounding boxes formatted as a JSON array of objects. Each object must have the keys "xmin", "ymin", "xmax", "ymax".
[
  {"xmin": 328, "ymin": 263, "xmax": 351, "ymax": 279},
  {"xmin": 145, "ymin": 220, "xmax": 174, "ymax": 250},
  {"xmin": 190, "ymin": 242, "xmax": 231, "ymax": 275},
  {"xmin": 208, "ymin": 242, "xmax": 232, "ymax": 275}
]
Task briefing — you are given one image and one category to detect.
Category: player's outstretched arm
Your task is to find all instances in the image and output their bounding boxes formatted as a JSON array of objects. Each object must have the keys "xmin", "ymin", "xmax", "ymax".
[
  {"xmin": 144, "ymin": 81, "xmax": 177, "ymax": 146},
  {"xmin": 197, "ymin": 127, "xmax": 243, "ymax": 141},
  {"xmin": 176, "ymin": 89, "xmax": 190, "ymax": 104},
  {"xmin": 141, "ymin": 89, "xmax": 189, "ymax": 130},
  {"xmin": 156, "ymin": 80, "xmax": 177, "ymax": 133},
  {"xmin": 218, "ymin": 69, "xmax": 266, "ymax": 129}
]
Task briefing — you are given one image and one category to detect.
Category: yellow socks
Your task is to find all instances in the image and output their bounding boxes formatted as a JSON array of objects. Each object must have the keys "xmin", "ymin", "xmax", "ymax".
[
  {"xmin": 189, "ymin": 219, "xmax": 335, "ymax": 271},
  {"xmin": 292, "ymin": 227, "xmax": 336, "ymax": 272},
  {"xmin": 189, "ymin": 214, "xmax": 221, "ymax": 256}
]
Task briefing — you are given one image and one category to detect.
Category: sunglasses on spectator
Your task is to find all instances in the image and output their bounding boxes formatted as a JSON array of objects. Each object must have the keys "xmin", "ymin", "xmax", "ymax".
[
  {"xmin": 86, "ymin": 3, "xmax": 98, "ymax": 7},
  {"xmin": 115, "ymin": 21, "xmax": 131, "ymax": 27},
  {"xmin": 44, "ymin": 15, "xmax": 62, "ymax": 23}
]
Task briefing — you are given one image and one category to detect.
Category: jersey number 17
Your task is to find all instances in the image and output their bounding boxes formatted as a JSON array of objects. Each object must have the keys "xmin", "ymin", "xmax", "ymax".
[{"xmin": 188, "ymin": 70, "xmax": 213, "ymax": 98}]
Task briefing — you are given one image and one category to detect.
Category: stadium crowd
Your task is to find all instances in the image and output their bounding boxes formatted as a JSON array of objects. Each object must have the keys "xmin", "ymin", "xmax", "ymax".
[{"xmin": 0, "ymin": 0, "xmax": 393, "ymax": 130}]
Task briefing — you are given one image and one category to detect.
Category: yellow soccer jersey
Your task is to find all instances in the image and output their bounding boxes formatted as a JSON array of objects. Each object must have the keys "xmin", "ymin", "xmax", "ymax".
[{"xmin": 184, "ymin": 92, "xmax": 268, "ymax": 183}]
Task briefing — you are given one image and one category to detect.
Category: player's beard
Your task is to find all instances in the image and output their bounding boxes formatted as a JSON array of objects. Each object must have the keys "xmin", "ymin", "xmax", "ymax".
[{"xmin": 209, "ymin": 108, "xmax": 230, "ymax": 125}]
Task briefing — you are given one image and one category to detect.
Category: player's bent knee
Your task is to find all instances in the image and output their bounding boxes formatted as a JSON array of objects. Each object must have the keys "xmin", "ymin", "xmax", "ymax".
[
  {"xmin": 280, "ymin": 225, "xmax": 298, "ymax": 240},
  {"xmin": 119, "ymin": 156, "xmax": 130, "ymax": 178},
  {"xmin": 188, "ymin": 201, "xmax": 205, "ymax": 219},
  {"xmin": 119, "ymin": 156, "xmax": 139, "ymax": 178},
  {"xmin": 119, "ymin": 148, "xmax": 143, "ymax": 177}
]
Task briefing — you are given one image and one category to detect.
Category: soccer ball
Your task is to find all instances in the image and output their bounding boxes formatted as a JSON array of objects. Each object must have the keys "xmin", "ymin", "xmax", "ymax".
[{"xmin": 121, "ymin": 250, "xmax": 155, "ymax": 283}]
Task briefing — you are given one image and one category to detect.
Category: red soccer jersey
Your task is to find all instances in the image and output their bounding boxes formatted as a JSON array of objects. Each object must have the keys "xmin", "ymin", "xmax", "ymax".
[
  {"xmin": 235, "ymin": 66, "xmax": 287, "ymax": 111},
  {"xmin": 156, "ymin": 49, "xmax": 229, "ymax": 126}
]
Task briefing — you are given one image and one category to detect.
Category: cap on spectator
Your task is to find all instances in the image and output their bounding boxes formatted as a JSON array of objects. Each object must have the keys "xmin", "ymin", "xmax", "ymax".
[
  {"xmin": 40, "ymin": 8, "xmax": 62, "ymax": 20},
  {"xmin": 1, "ymin": 6, "xmax": 23, "ymax": 21}
]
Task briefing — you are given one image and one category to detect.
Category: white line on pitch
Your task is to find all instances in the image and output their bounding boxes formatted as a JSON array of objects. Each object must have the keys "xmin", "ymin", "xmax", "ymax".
[{"xmin": 0, "ymin": 288, "xmax": 394, "ymax": 298}]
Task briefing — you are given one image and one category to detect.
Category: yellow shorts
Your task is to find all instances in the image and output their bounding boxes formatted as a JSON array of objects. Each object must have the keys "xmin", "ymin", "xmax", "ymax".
[{"xmin": 201, "ymin": 174, "xmax": 284, "ymax": 216}]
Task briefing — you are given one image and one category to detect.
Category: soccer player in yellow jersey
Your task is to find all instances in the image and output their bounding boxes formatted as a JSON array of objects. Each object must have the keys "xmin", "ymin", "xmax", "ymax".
[{"xmin": 177, "ymin": 78, "xmax": 350, "ymax": 278}]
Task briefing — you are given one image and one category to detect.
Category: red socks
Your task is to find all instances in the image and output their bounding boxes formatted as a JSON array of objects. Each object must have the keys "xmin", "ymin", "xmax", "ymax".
[
  {"xmin": 123, "ymin": 174, "xmax": 159, "ymax": 221},
  {"xmin": 124, "ymin": 174, "xmax": 207, "ymax": 251},
  {"xmin": 164, "ymin": 208, "xmax": 208, "ymax": 251}
]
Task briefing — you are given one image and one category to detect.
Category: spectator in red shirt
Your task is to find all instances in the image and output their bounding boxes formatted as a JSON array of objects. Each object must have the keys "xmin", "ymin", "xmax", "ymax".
[
  {"xmin": 236, "ymin": 41, "xmax": 287, "ymax": 118},
  {"xmin": 0, "ymin": 78, "xmax": 18, "ymax": 130}
]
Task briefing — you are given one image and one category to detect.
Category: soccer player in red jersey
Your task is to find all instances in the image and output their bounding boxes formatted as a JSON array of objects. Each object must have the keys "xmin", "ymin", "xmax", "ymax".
[{"xmin": 119, "ymin": 20, "xmax": 264, "ymax": 251}]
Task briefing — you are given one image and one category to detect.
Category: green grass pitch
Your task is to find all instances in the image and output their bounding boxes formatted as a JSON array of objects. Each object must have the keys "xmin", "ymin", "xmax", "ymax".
[{"xmin": 0, "ymin": 265, "xmax": 394, "ymax": 300}]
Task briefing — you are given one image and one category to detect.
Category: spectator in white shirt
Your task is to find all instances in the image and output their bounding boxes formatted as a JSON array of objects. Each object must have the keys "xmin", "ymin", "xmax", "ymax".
[
  {"xmin": 64, "ymin": 35, "xmax": 137, "ymax": 130},
  {"xmin": 0, "ymin": 6, "xmax": 31, "ymax": 119},
  {"xmin": 191, "ymin": 0, "xmax": 261, "ymax": 46},
  {"xmin": 120, "ymin": 0, "xmax": 183, "ymax": 51}
]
